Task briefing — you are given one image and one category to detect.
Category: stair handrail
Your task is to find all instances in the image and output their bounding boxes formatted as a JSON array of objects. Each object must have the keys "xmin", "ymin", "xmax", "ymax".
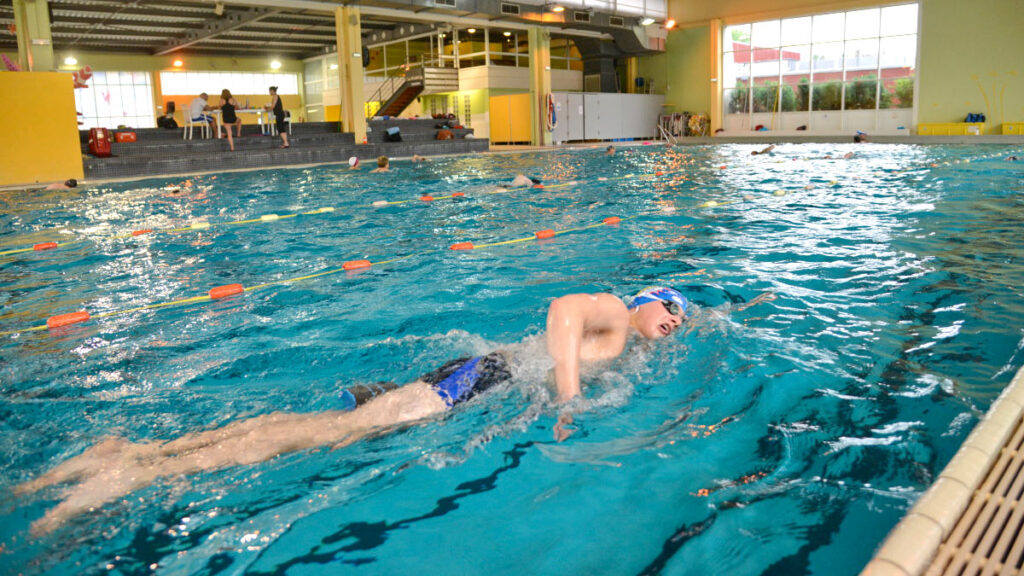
[{"xmin": 367, "ymin": 75, "xmax": 403, "ymax": 118}]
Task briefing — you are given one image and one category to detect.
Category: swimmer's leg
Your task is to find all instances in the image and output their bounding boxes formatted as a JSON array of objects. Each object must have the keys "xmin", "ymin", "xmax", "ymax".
[
  {"xmin": 26, "ymin": 382, "xmax": 447, "ymax": 534},
  {"xmin": 15, "ymin": 437, "xmax": 144, "ymax": 495}
]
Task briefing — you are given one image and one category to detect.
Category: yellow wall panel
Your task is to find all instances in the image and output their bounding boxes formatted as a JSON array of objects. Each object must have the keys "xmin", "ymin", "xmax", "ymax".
[
  {"xmin": 0, "ymin": 72, "xmax": 83, "ymax": 187},
  {"xmin": 509, "ymin": 93, "xmax": 531, "ymax": 142},
  {"xmin": 489, "ymin": 95, "xmax": 511, "ymax": 142}
]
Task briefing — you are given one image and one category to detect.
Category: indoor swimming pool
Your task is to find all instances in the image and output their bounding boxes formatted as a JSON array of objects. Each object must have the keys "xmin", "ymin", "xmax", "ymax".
[{"xmin": 1, "ymin": 143, "xmax": 1022, "ymax": 574}]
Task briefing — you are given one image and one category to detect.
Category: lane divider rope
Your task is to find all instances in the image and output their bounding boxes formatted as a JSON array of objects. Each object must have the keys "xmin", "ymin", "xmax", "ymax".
[
  {"xmin": 0, "ymin": 216, "xmax": 628, "ymax": 338},
  {"xmin": 0, "ymin": 172, "xmax": 655, "ymax": 257}
]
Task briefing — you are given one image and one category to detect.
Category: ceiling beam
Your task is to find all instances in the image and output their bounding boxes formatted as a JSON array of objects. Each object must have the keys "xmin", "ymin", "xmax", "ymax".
[{"xmin": 156, "ymin": 5, "xmax": 282, "ymax": 55}]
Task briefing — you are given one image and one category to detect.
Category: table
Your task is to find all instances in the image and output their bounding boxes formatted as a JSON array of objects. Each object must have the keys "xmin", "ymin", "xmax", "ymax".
[{"xmin": 211, "ymin": 108, "xmax": 275, "ymax": 138}]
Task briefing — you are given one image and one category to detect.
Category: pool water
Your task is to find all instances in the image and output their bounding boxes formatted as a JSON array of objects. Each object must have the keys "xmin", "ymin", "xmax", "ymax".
[{"xmin": 1, "ymin": 144, "xmax": 1023, "ymax": 575}]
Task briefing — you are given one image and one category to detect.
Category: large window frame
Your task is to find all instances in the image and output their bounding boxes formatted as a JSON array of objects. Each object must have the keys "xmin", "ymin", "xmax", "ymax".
[
  {"xmin": 74, "ymin": 71, "xmax": 156, "ymax": 129},
  {"xmin": 722, "ymin": 3, "xmax": 918, "ymax": 133},
  {"xmin": 159, "ymin": 72, "xmax": 300, "ymax": 96}
]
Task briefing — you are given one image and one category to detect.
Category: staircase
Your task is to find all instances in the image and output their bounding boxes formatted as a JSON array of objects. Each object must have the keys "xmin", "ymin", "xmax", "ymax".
[{"xmin": 371, "ymin": 66, "xmax": 459, "ymax": 118}]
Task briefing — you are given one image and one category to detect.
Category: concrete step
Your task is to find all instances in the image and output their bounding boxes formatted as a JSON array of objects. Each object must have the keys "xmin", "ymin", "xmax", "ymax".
[
  {"xmin": 83, "ymin": 138, "xmax": 490, "ymax": 180},
  {"xmin": 82, "ymin": 132, "xmax": 356, "ymax": 157},
  {"xmin": 367, "ymin": 129, "xmax": 476, "ymax": 144},
  {"xmin": 78, "ymin": 122, "xmax": 340, "ymax": 143}
]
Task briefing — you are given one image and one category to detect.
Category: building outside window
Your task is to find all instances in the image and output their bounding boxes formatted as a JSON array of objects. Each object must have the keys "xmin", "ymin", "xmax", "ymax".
[
  {"xmin": 75, "ymin": 71, "xmax": 155, "ymax": 129},
  {"xmin": 722, "ymin": 3, "xmax": 917, "ymax": 133}
]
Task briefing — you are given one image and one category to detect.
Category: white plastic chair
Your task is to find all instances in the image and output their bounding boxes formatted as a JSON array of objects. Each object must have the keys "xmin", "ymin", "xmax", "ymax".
[
  {"xmin": 183, "ymin": 116, "xmax": 210, "ymax": 140},
  {"xmin": 268, "ymin": 110, "xmax": 292, "ymax": 136}
]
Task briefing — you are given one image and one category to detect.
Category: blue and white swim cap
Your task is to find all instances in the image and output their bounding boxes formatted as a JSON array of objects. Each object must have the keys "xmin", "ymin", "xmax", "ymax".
[{"xmin": 628, "ymin": 286, "xmax": 688, "ymax": 315}]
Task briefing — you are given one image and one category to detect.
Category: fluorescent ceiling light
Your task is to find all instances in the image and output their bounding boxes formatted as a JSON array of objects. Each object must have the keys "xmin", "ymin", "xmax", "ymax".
[{"xmin": 640, "ymin": 17, "xmax": 655, "ymax": 25}]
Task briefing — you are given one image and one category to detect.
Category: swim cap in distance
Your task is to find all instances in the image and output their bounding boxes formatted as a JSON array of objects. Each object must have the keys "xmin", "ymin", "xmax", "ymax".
[
  {"xmin": 348, "ymin": 156, "xmax": 359, "ymax": 167},
  {"xmin": 628, "ymin": 286, "xmax": 688, "ymax": 316}
]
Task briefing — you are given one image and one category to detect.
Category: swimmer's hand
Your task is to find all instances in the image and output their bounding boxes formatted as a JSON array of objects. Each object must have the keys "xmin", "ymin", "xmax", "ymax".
[
  {"xmin": 554, "ymin": 413, "xmax": 576, "ymax": 442},
  {"xmin": 735, "ymin": 291, "xmax": 776, "ymax": 312}
]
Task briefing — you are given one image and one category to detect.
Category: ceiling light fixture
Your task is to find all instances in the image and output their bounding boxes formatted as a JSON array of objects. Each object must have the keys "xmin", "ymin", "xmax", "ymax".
[
  {"xmin": 270, "ymin": 60, "xmax": 282, "ymax": 69},
  {"xmin": 640, "ymin": 17, "xmax": 655, "ymax": 25},
  {"xmin": 468, "ymin": 28, "xmax": 476, "ymax": 33},
  {"xmin": 551, "ymin": 5, "xmax": 565, "ymax": 12},
  {"xmin": 665, "ymin": 19, "xmax": 676, "ymax": 29},
  {"xmin": 64, "ymin": 56, "xmax": 77, "ymax": 66},
  {"xmin": 173, "ymin": 59, "xmax": 183, "ymax": 67},
  {"xmin": 329, "ymin": 63, "xmax": 338, "ymax": 70},
  {"xmin": 503, "ymin": 31, "xmax": 512, "ymax": 37}
]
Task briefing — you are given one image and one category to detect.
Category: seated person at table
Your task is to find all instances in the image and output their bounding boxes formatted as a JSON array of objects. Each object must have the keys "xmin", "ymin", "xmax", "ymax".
[
  {"xmin": 157, "ymin": 101, "xmax": 178, "ymax": 129},
  {"xmin": 188, "ymin": 93, "xmax": 214, "ymax": 136}
]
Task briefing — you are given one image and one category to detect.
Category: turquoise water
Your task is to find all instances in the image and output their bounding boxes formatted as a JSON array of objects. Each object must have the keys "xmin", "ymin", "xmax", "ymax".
[{"xmin": 1, "ymin": 144, "xmax": 1023, "ymax": 575}]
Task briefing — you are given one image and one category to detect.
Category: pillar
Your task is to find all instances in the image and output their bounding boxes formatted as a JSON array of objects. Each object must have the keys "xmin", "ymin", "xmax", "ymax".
[
  {"xmin": 335, "ymin": 6, "xmax": 366, "ymax": 144},
  {"xmin": 528, "ymin": 27, "xmax": 552, "ymax": 146},
  {"xmin": 625, "ymin": 56, "xmax": 638, "ymax": 94},
  {"xmin": 708, "ymin": 18, "xmax": 723, "ymax": 135},
  {"xmin": 12, "ymin": 0, "xmax": 55, "ymax": 72}
]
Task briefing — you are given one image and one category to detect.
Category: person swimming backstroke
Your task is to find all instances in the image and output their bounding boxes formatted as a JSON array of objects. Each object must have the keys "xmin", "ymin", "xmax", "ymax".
[{"xmin": 17, "ymin": 287, "xmax": 774, "ymax": 534}]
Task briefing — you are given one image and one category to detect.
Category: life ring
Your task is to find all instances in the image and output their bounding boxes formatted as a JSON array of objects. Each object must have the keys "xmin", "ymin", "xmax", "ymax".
[
  {"xmin": 72, "ymin": 65, "xmax": 93, "ymax": 89},
  {"xmin": 545, "ymin": 93, "xmax": 557, "ymax": 132}
]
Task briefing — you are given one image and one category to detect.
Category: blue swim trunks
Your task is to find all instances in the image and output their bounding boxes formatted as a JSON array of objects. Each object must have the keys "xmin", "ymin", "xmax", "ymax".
[{"xmin": 420, "ymin": 352, "xmax": 512, "ymax": 407}]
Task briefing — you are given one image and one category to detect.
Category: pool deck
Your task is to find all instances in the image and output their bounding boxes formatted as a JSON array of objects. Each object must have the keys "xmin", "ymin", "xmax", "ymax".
[{"xmin": 862, "ymin": 364, "xmax": 1024, "ymax": 576}]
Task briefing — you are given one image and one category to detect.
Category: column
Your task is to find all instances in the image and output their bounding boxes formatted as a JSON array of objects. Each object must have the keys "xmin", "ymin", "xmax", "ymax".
[
  {"xmin": 708, "ymin": 18, "xmax": 723, "ymax": 135},
  {"xmin": 528, "ymin": 27, "xmax": 552, "ymax": 146},
  {"xmin": 335, "ymin": 6, "xmax": 366, "ymax": 144},
  {"xmin": 12, "ymin": 0, "xmax": 55, "ymax": 72},
  {"xmin": 626, "ymin": 56, "xmax": 639, "ymax": 94}
]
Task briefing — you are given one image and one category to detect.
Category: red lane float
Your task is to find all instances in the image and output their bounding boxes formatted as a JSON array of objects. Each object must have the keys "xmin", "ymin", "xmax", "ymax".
[
  {"xmin": 34, "ymin": 242, "xmax": 58, "ymax": 251},
  {"xmin": 420, "ymin": 195, "xmax": 434, "ymax": 202},
  {"xmin": 532, "ymin": 184, "xmax": 545, "ymax": 189},
  {"xmin": 450, "ymin": 242, "xmax": 474, "ymax": 251},
  {"xmin": 209, "ymin": 284, "xmax": 244, "ymax": 299},
  {"xmin": 132, "ymin": 229, "xmax": 153, "ymax": 236},
  {"xmin": 535, "ymin": 229, "xmax": 555, "ymax": 239},
  {"xmin": 655, "ymin": 171, "xmax": 664, "ymax": 176},
  {"xmin": 342, "ymin": 259, "xmax": 372, "ymax": 270},
  {"xmin": 47, "ymin": 311, "xmax": 90, "ymax": 329},
  {"xmin": 603, "ymin": 217, "xmax": 621, "ymax": 225},
  {"xmin": 452, "ymin": 192, "xmax": 465, "ymax": 197}
]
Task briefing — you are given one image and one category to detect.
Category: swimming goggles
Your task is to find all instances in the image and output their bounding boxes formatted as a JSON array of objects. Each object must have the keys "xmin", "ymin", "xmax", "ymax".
[{"xmin": 661, "ymin": 300, "xmax": 684, "ymax": 318}]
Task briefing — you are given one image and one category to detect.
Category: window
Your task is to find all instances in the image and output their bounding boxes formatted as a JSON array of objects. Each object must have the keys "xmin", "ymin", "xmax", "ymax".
[
  {"xmin": 159, "ymin": 72, "xmax": 299, "ymax": 95},
  {"xmin": 722, "ymin": 3, "xmax": 917, "ymax": 130},
  {"xmin": 75, "ymin": 70, "xmax": 155, "ymax": 129}
]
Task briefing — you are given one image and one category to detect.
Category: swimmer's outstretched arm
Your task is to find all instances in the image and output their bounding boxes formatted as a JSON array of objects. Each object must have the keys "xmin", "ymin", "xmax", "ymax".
[{"xmin": 734, "ymin": 291, "xmax": 776, "ymax": 312}]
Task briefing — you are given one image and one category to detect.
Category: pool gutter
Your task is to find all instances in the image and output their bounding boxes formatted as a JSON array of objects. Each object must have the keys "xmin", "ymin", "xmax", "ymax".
[{"xmin": 862, "ymin": 363, "xmax": 1024, "ymax": 575}]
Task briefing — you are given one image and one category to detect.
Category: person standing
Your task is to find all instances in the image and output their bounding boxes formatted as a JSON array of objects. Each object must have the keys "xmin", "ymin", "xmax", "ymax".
[
  {"xmin": 218, "ymin": 89, "xmax": 241, "ymax": 151},
  {"xmin": 266, "ymin": 86, "xmax": 290, "ymax": 149}
]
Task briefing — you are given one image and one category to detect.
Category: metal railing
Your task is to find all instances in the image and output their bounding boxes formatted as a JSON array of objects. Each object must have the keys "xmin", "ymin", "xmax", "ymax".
[
  {"xmin": 367, "ymin": 76, "xmax": 404, "ymax": 118},
  {"xmin": 658, "ymin": 123, "xmax": 678, "ymax": 145}
]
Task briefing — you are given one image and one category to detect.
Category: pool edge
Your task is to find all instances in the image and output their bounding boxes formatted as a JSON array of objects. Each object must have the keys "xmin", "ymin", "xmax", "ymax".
[{"xmin": 861, "ymin": 363, "xmax": 1024, "ymax": 576}]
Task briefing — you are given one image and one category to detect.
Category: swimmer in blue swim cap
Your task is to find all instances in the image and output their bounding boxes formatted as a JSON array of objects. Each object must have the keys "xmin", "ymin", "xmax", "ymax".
[{"xmin": 18, "ymin": 287, "xmax": 771, "ymax": 532}]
